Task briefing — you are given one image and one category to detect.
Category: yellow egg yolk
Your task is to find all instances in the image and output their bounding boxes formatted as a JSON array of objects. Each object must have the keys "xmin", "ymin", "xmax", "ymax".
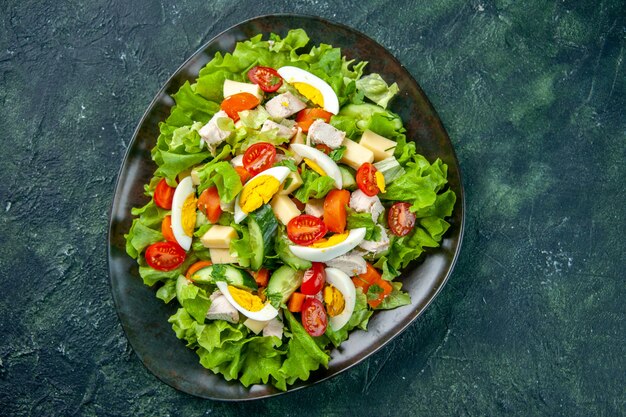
[
  {"xmin": 324, "ymin": 285, "xmax": 345, "ymax": 317},
  {"xmin": 228, "ymin": 285, "xmax": 264, "ymax": 311},
  {"xmin": 375, "ymin": 171, "xmax": 386, "ymax": 193},
  {"xmin": 310, "ymin": 232, "xmax": 349, "ymax": 248},
  {"xmin": 293, "ymin": 82, "xmax": 324, "ymax": 107},
  {"xmin": 239, "ymin": 175, "xmax": 281, "ymax": 213},
  {"xmin": 181, "ymin": 194, "xmax": 197, "ymax": 237},
  {"xmin": 304, "ymin": 158, "xmax": 327, "ymax": 176}
]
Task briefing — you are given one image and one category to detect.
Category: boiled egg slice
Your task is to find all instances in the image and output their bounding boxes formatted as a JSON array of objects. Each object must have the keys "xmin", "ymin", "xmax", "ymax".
[
  {"xmin": 288, "ymin": 227, "xmax": 366, "ymax": 262},
  {"xmin": 277, "ymin": 66, "xmax": 339, "ymax": 114},
  {"xmin": 234, "ymin": 166, "xmax": 291, "ymax": 224},
  {"xmin": 324, "ymin": 267, "xmax": 356, "ymax": 331},
  {"xmin": 171, "ymin": 176, "xmax": 197, "ymax": 251},
  {"xmin": 290, "ymin": 144, "xmax": 342, "ymax": 189},
  {"xmin": 216, "ymin": 281, "xmax": 278, "ymax": 322}
]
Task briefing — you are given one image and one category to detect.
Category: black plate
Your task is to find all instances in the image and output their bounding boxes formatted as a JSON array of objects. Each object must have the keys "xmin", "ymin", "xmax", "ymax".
[{"xmin": 108, "ymin": 14, "xmax": 465, "ymax": 401}]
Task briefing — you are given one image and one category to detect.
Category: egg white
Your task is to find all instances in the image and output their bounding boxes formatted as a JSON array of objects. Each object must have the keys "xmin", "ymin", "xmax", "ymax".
[
  {"xmin": 234, "ymin": 166, "xmax": 291, "ymax": 224},
  {"xmin": 277, "ymin": 66, "xmax": 340, "ymax": 114},
  {"xmin": 324, "ymin": 267, "xmax": 356, "ymax": 331},
  {"xmin": 288, "ymin": 227, "xmax": 366, "ymax": 262},
  {"xmin": 290, "ymin": 144, "xmax": 342, "ymax": 189},
  {"xmin": 171, "ymin": 176, "xmax": 195, "ymax": 251},
  {"xmin": 216, "ymin": 281, "xmax": 278, "ymax": 322}
]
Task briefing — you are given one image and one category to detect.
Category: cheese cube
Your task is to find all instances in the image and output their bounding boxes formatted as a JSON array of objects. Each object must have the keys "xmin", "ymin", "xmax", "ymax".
[
  {"xmin": 223, "ymin": 79, "xmax": 263, "ymax": 101},
  {"xmin": 270, "ymin": 194, "xmax": 301, "ymax": 225},
  {"xmin": 340, "ymin": 138, "xmax": 375, "ymax": 170},
  {"xmin": 209, "ymin": 248, "xmax": 239, "ymax": 264},
  {"xmin": 289, "ymin": 128, "xmax": 306, "ymax": 164},
  {"xmin": 359, "ymin": 130, "xmax": 397, "ymax": 161},
  {"xmin": 243, "ymin": 318, "xmax": 269, "ymax": 334},
  {"xmin": 279, "ymin": 171, "xmax": 303, "ymax": 195},
  {"xmin": 200, "ymin": 225, "xmax": 238, "ymax": 249}
]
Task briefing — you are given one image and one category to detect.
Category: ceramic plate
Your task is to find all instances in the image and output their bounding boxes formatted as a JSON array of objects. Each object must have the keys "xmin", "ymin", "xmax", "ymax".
[{"xmin": 108, "ymin": 14, "xmax": 465, "ymax": 400}]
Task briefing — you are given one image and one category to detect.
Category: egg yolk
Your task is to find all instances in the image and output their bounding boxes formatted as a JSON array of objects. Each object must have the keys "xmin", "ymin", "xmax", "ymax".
[
  {"xmin": 181, "ymin": 194, "xmax": 198, "ymax": 237},
  {"xmin": 310, "ymin": 232, "xmax": 349, "ymax": 248},
  {"xmin": 375, "ymin": 171, "xmax": 386, "ymax": 193},
  {"xmin": 293, "ymin": 82, "xmax": 324, "ymax": 108},
  {"xmin": 303, "ymin": 158, "xmax": 327, "ymax": 176},
  {"xmin": 324, "ymin": 285, "xmax": 345, "ymax": 317},
  {"xmin": 228, "ymin": 285, "xmax": 265, "ymax": 312},
  {"xmin": 239, "ymin": 175, "xmax": 281, "ymax": 213}
]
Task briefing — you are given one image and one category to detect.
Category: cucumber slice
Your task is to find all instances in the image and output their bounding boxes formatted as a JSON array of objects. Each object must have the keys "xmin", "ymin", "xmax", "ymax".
[
  {"xmin": 248, "ymin": 204, "xmax": 279, "ymax": 271},
  {"xmin": 266, "ymin": 265, "xmax": 303, "ymax": 306},
  {"xmin": 339, "ymin": 165, "xmax": 357, "ymax": 191},
  {"xmin": 191, "ymin": 264, "xmax": 257, "ymax": 290}
]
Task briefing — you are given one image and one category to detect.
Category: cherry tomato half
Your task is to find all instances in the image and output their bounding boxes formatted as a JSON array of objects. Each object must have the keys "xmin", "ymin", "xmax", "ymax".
[
  {"xmin": 388, "ymin": 202, "xmax": 416, "ymax": 237},
  {"xmin": 243, "ymin": 142, "xmax": 276, "ymax": 176},
  {"xmin": 287, "ymin": 215, "xmax": 327, "ymax": 246},
  {"xmin": 301, "ymin": 297, "xmax": 328, "ymax": 337},
  {"xmin": 356, "ymin": 162, "xmax": 380, "ymax": 197},
  {"xmin": 154, "ymin": 178, "xmax": 175, "ymax": 209},
  {"xmin": 145, "ymin": 241, "xmax": 186, "ymax": 271},
  {"xmin": 220, "ymin": 92, "xmax": 260, "ymax": 122},
  {"xmin": 247, "ymin": 66, "xmax": 283, "ymax": 92},
  {"xmin": 197, "ymin": 186, "xmax": 222, "ymax": 224},
  {"xmin": 296, "ymin": 108, "xmax": 333, "ymax": 133},
  {"xmin": 301, "ymin": 262, "xmax": 326, "ymax": 295}
]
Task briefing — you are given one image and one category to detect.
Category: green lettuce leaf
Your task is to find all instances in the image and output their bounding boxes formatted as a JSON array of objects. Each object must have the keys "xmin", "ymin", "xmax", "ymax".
[
  {"xmin": 156, "ymin": 279, "xmax": 177, "ymax": 303},
  {"xmin": 376, "ymin": 281, "xmax": 411, "ymax": 310},
  {"xmin": 346, "ymin": 209, "xmax": 378, "ymax": 240},
  {"xmin": 195, "ymin": 161, "xmax": 242, "ymax": 202},
  {"xmin": 356, "ymin": 73, "xmax": 399, "ymax": 109},
  {"xmin": 293, "ymin": 168, "xmax": 336, "ymax": 203},
  {"xmin": 177, "ymin": 279, "xmax": 212, "ymax": 323}
]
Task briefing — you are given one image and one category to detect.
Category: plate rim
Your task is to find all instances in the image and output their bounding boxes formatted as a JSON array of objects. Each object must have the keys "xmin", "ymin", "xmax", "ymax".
[{"xmin": 107, "ymin": 13, "xmax": 465, "ymax": 401}]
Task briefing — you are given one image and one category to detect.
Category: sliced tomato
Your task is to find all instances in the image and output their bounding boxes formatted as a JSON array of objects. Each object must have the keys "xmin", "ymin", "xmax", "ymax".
[
  {"xmin": 243, "ymin": 142, "xmax": 276, "ymax": 176},
  {"xmin": 197, "ymin": 186, "xmax": 222, "ymax": 223},
  {"xmin": 295, "ymin": 108, "xmax": 333, "ymax": 133},
  {"xmin": 220, "ymin": 92, "xmax": 260, "ymax": 122},
  {"xmin": 301, "ymin": 262, "xmax": 326, "ymax": 295},
  {"xmin": 145, "ymin": 241, "xmax": 186, "ymax": 271},
  {"xmin": 301, "ymin": 297, "xmax": 327, "ymax": 337},
  {"xmin": 323, "ymin": 189, "xmax": 351, "ymax": 234},
  {"xmin": 247, "ymin": 66, "xmax": 283, "ymax": 92},
  {"xmin": 356, "ymin": 162, "xmax": 380, "ymax": 196},
  {"xmin": 185, "ymin": 260, "xmax": 213, "ymax": 280},
  {"xmin": 388, "ymin": 202, "xmax": 416, "ymax": 237},
  {"xmin": 161, "ymin": 215, "xmax": 177, "ymax": 243},
  {"xmin": 154, "ymin": 178, "xmax": 175, "ymax": 209},
  {"xmin": 234, "ymin": 166, "xmax": 250, "ymax": 184},
  {"xmin": 287, "ymin": 215, "xmax": 327, "ymax": 245}
]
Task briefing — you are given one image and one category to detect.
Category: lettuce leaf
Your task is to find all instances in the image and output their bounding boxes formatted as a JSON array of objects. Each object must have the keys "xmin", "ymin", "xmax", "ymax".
[
  {"xmin": 356, "ymin": 73, "xmax": 399, "ymax": 109},
  {"xmin": 293, "ymin": 168, "xmax": 336, "ymax": 203},
  {"xmin": 195, "ymin": 161, "xmax": 242, "ymax": 202}
]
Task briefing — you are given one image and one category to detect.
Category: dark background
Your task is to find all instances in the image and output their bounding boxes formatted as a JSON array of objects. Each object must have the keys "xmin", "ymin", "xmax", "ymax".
[{"xmin": 1, "ymin": 1, "xmax": 624, "ymax": 416}]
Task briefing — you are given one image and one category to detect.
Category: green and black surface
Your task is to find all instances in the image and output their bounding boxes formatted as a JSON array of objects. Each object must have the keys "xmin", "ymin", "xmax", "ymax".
[{"xmin": 1, "ymin": 1, "xmax": 624, "ymax": 416}]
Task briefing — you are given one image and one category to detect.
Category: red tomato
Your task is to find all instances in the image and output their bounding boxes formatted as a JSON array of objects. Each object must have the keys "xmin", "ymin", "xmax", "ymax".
[
  {"xmin": 356, "ymin": 163, "xmax": 380, "ymax": 196},
  {"xmin": 287, "ymin": 215, "xmax": 327, "ymax": 245},
  {"xmin": 301, "ymin": 262, "xmax": 326, "ymax": 295},
  {"xmin": 220, "ymin": 92, "xmax": 260, "ymax": 122},
  {"xmin": 247, "ymin": 66, "xmax": 283, "ymax": 92},
  {"xmin": 197, "ymin": 186, "xmax": 222, "ymax": 223},
  {"xmin": 243, "ymin": 142, "xmax": 276, "ymax": 176},
  {"xmin": 323, "ymin": 189, "xmax": 351, "ymax": 234},
  {"xmin": 388, "ymin": 202, "xmax": 416, "ymax": 237},
  {"xmin": 145, "ymin": 241, "xmax": 186, "ymax": 271},
  {"xmin": 295, "ymin": 108, "xmax": 333, "ymax": 133},
  {"xmin": 301, "ymin": 297, "xmax": 327, "ymax": 337},
  {"xmin": 161, "ymin": 215, "xmax": 177, "ymax": 243},
  {"xmin": 154, "ymin": 178, "xmax": 175, "ymax": 209},
  {"xmin": 234, "ymin": 166, "xmax": 250, "ymax": 184}
]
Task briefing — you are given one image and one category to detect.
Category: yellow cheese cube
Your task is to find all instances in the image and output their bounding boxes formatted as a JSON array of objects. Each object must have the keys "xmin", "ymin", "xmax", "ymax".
[
  {"xmin": 223, "ymin": 79, "xmax": 263, "ymax": 101},
  {"xmin": 359, "ymin": 130, "xmax": 397, "ymax": 161},
  {"xmin": 209, "ymin": 248, "xmax": 239, "ymax": 264},
  {"xmin": 340, "ymin": 138, "xmax": 375, "ymax": 170},
  {"xmin": 270, "ymin": 194, "xmax": 302, "ymax": 225},
  {"xmin": 289, "ymin": 128, "xmax": 306, "ymax": 163},
  {"xmin": 279, "ymin": 171, "xmax": 303, "ymax": 195},
  {"xmin": 200, "ymin": 225, "xmax": 238, "ymax": 249},
  {"xmin": 243, "ymin": 318, "xmax": 269, "ymax": 334}
]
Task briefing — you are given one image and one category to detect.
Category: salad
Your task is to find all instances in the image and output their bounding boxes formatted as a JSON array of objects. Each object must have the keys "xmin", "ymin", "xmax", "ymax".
[{"xmin": 125, "ymin": 29, "xmax": 455, "ymax": 390}]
